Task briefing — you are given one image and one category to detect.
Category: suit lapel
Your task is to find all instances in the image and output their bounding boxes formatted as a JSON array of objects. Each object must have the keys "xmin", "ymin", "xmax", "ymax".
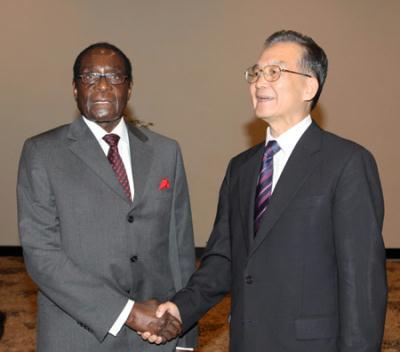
[
  {"xmin": 238, "ymin": 144, "xmax": 264, "ymax": 253},
  {"xmin": 249, "ymin": 123, "xmax": 323, "ymax": 257},
  {"xmin": 126, "ymin": 123, "xmax": 153, "ymax": 209},
  {"xmin": 67, "ymin": 118, "xmax": 131, "ymax": 204}
]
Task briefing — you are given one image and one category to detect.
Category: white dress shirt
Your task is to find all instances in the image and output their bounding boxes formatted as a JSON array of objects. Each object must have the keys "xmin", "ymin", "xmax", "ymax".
[
  {"xmin": 266, "ymin": 115, "xmax": 312, "ymax": 193},
  {"xmin": 82, "ymin": 116, "xmax": 134, "ymax": 200},
  {"xmin": 83, "ymin": 117, "xmax": 190, "ymax": 349}
]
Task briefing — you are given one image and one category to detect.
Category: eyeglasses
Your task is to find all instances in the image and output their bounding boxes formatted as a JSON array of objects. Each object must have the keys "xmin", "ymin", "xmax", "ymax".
[
  {"xmin": 77, "ymin": 72, "xmax": 129, "ymax": 85},
  {"xmin": 244, "ymin": 64, "xmax": 311, "ymax": 84}
]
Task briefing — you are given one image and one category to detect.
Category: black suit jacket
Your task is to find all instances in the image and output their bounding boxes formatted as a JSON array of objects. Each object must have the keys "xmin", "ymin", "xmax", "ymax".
[{"xmin": 173, "ymin": 122, "xmax": 387, "ymax": 352}]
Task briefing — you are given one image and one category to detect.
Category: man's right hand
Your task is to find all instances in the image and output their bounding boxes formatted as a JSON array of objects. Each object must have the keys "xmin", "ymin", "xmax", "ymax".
[
  {"xmin": 140, "ymin": 301, "xmax": 182, "ymax": 344},
  {"xmin": 125, "ymin": 300, "xmax": 182, "ymax": 343}
]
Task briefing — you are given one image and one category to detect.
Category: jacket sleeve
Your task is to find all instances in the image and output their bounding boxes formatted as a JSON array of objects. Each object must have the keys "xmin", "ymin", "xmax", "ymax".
[
  {"xmin": 17, "ymin": 139, "xmax": 128, "ymax": 342},
  {"xmin": 167, "ymin": 143, "xmax": 198, "ymax": 348},
  {"xmin": 333, "ymin": 147, "xmax": 387, "ymax": 352},
  {"xmin": 172, "ymin": 160, "xmax": 233, "ymax": 333}
]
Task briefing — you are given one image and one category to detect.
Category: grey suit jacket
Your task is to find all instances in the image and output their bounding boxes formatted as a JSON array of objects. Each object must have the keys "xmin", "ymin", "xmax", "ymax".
[{"xmin": 17, "ymin": 117, "xmax": 197, "ymax": 352}]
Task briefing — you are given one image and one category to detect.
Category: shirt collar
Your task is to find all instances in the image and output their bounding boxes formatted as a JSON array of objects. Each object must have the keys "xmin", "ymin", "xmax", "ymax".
[
  {"xmin": 82, "ymin": 116, "xmax": 129, "ymax": 145},
  {"xmin": 266, "ymin": 115, "xmax": 312, "ymax": 155}
]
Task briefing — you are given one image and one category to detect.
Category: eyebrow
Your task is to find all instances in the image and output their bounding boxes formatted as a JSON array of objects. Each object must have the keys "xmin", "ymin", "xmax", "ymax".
[
  {"xmin": 257, "ymin": 60, "xmax": 287, "ymax": 67},
  {"xmin": 80, "ymin": 67, "xmax": 125, "ymax": 72}
]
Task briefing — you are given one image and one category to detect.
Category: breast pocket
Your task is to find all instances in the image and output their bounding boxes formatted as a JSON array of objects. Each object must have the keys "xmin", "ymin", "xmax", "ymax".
[
  {"xmin": 155, "ymin": 188, "xmax": 173, "ymax": 200},
  {"xmin": 287, "ymin": 195, "xmax": 328, "ymax": 211}
]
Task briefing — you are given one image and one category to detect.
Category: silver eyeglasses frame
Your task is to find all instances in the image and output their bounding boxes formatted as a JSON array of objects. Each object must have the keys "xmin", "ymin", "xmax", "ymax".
[{"xmin": 245, "ymin": 64, "xmax": 312, "ymax": 84}]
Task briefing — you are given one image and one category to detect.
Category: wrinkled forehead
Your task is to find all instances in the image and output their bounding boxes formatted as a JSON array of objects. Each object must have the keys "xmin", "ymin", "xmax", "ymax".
[
  {"xmin": 257, "ymin": 42, "xmax": 305, "ymax": 68},
  {"xmin": 80, "ymin": 47, "xmax": 126, "ymax": 71}
]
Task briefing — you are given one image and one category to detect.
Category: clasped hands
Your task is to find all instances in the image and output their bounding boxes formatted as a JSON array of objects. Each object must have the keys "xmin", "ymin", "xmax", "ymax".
[{"xmin": 126, "ymin": 300, "xmax": 181, "ymax": 344}]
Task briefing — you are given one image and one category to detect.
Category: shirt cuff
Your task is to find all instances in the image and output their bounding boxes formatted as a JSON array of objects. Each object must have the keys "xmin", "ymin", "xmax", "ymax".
[
  {"xmin": 108, "ymin": 299, "xmax": 135, "ymax": 336},
  {"xmin": 176, "ymin": 348, "xmax": 194, "ymax": 351}
]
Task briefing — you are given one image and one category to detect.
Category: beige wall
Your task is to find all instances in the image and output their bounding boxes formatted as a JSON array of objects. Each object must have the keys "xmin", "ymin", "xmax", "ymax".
[{"xmin": 1, "ymin": 0, "xmax": 399, "ymax": 247}]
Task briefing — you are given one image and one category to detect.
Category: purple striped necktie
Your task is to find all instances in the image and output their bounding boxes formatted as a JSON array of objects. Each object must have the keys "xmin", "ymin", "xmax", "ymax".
[
  {"xmin": 254, "ymin": 140, "xmax": 281, "ymax": 235},
  {"xmin": 103, "ymin": 134, "xmax": 132, "ymax": 201}
]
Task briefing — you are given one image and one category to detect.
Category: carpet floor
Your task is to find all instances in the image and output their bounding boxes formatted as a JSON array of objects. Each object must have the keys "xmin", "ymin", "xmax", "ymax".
[{"xmin": 0, "ymin": 257, "xmax": 399, "ymax": 351}]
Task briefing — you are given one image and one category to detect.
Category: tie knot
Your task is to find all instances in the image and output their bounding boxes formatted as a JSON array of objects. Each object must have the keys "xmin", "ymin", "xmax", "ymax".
[
  {"xmin": 103, "ymin": 134, "xmax": 120, "ymax": 147},
  {"xmin": 264, "ymin": 140, "xmax": 280, "ymax": 159}
]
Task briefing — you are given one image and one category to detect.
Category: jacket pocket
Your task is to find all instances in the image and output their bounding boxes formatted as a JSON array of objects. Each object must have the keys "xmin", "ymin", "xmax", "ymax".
[
  {"xmin": 295, "ymin": 315, "xmax": 338, "ymax": 340},
  {"xmin": 287, "ymin": 195, "xmax": 328, "ymax": 210}
]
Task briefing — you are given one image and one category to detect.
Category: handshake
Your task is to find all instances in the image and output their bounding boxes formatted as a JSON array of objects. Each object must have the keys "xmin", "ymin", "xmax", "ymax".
[{"xmin": 125, "ymin": 300, "xmax": 181, "ymax": 344}]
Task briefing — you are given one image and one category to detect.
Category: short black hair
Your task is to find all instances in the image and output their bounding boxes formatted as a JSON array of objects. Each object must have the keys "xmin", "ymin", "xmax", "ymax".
[
  {"xmin": 265, "ymin": 30, "xmax": 328, "ymax": 110},
  {"xmin": 73, "ymin": 42, "xmax": 132, "ymax": 82}
]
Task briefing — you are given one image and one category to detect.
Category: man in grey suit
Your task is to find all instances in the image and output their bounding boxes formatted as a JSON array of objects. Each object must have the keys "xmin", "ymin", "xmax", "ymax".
[
  {"xmin": 17, "ymin": 42, "xmax": 196, "ymax": 351},
  {"xmin": 144, "ymin": 30, "xmax": 387, "ymax": 351}
]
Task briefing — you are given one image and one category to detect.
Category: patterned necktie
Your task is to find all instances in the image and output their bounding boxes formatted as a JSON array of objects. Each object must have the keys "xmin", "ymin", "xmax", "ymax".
[
  {"xmin": 103, "ymin": 134, "xmax": 132, "ymax": 201},
  {"xmin": 254, "ymin": 140, "xmax": 281, "ymax": 235}
]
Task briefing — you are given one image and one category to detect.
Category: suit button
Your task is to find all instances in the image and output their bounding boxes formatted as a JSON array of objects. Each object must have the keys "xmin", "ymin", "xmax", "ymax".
[
  {"xmin": 130, "ymin": 255, "xmax": 138, "ymax": 263},
  {"xmin": 245, "ymin": 275, "xmax": 253, "ymax": 284},
  {"xmin": 127, "ymin": 215, "xmax": 134, "ymax": 223}
]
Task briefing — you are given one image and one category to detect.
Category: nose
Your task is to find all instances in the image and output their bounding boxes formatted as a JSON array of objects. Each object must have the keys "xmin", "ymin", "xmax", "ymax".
[
  {"xmin": 255, "ymin": 71, "xmax": 268, "ymax": 89},
  {"xmin": 95, "ymin": 75, "xmax": 112, "ymax": 91}
]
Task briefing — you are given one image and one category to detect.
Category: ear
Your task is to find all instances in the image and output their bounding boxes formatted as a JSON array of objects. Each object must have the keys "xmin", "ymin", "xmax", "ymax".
[
  {"xmin": 127, "ymin": 81, "xmax": 133, "ymax": 99},
  {"xmin": 72, "ymin": 81, "xmax": 78, "ymax": 101},
  {"xmin": 303, "ymin": 76, "xmax": 319, "ymax": 102}
]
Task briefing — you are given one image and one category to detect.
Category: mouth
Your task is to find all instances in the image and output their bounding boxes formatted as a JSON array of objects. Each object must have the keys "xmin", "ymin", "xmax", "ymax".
[
  {"xmin": 256, "ymin": 95, "xmax": 275, "ymax": 102},
  {"xmin": 92, "ymin": 99, "xmax": 113, "ymax": 104}
]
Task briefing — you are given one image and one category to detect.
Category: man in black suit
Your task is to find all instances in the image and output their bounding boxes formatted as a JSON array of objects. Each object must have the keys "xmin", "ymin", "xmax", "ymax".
[{"xmin": 142, "ymin": 30, "xmax": 387, "ymax": 352}]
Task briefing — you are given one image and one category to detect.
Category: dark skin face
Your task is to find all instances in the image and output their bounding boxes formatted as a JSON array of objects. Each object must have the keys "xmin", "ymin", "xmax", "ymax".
[{"xmin": 73, "ymin": 47, "xmax": 132, "ymax": 132}]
